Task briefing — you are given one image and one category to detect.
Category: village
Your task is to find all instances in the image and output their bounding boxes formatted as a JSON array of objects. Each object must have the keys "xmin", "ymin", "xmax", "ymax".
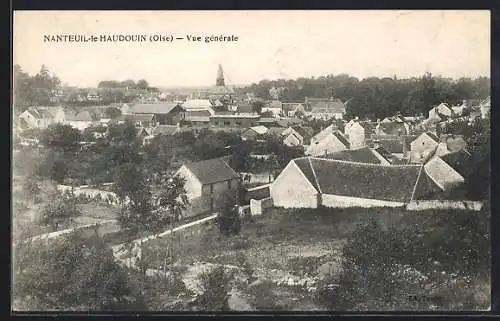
[{"xmin": 12, "ymin": 62, "xmax": 491, "ymax": 311}]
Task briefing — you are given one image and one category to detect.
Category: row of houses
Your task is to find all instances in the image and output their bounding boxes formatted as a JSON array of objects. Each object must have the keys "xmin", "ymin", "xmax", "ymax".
[{"xmin": 173, "ymin": 133, "xmax": 473, "ymax": 217}]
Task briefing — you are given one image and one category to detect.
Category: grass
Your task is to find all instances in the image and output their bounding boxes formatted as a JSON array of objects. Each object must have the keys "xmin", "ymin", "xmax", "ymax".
[{"xmin": 137, "ymin": 206, "xmax": 490, "ymax": 311}]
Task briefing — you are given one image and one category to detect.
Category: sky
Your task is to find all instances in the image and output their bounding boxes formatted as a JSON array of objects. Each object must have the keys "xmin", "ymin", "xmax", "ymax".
[{"xmin": 13, "ymin": 10, "xmax": 490, "ymax": 88}]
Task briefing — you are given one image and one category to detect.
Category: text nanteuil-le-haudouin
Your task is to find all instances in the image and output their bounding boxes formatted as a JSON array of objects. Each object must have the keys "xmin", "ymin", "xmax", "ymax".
[{"xmin": 43, "ymin": 34, "xmax": 239, "ymax": 43}]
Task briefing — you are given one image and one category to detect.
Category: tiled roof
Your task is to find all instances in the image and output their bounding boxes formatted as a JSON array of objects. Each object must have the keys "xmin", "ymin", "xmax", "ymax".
[
  {"xmin": 236, "ymin": 104, "xmax": 254, "ymax": 114},
  {"xmin": 424, "ymin": 156, "xmax": 465, "ymax": 191},
  {"xmin": 125, "ymin": 114, "xmax": 155, "ymax": 122},
  {"xmin": 377, "ymin": 139, "xmax": 405, "ymax": 154},
  {"xmin": 439, "ymin": 149, "xmax": 472, "ymax": 177},
  {"xmin": 332, "ymin": 131, "xmax": 350, "ymax": 148},
  {"xmin": 324, "ymin": 147, "xmax": 382, "ymax": 164},
  {"xmin": 185, "ymin": 110, "xmax": 212, "ymax": 117},
  {"xmin": 128, "ymin": 103, "xmax": 183, "ymax": 115},
  {"xmin": 292, "ymin": 157, "xmax": 440, "ymax": 202},
  {"xmin": 184, "ymin": 157, "xmax": 240, "ymax": 185}
]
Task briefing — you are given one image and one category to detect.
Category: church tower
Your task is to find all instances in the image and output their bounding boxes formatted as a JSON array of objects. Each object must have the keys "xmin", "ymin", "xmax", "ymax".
[{"xmin": 216, "ymin": 64, "xmax": 225, "ymax": 87}]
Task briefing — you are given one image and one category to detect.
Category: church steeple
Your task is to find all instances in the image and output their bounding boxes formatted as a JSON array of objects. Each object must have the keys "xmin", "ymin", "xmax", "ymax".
[{"xmin": 216, "ymin": 64, "xmax": 225, "ymax": 87}]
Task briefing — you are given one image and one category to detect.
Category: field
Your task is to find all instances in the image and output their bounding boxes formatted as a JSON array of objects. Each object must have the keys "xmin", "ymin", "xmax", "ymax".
[{"xmin": 141, "ymin": 206, "xmax": 490, "ymax": 311}]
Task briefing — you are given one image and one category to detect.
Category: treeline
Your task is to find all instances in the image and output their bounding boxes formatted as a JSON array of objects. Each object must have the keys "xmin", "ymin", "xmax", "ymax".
[
  {"xmin": 239, "ymin": 73, "xmax": 490, "ymax": 120},
  {"xmin": 98, "ymin": 79, "xmax": 158, "ymax": 92},
  {"xmin": 13, "ymin": 65, "xmax": 160, "ymax": 111},
  {"xmin": 14, "ymin": 65, "xmax": 61, "ymax": 112}
]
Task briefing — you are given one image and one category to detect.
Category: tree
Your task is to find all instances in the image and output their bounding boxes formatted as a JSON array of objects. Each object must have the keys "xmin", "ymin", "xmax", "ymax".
[
  {"xmin": 105, "ymin": 106, "xmax": 122, "ymax": 119},
  {"xmin": 251, "ymin": 100, "xmax": 265, "ymax": 114},
  {"xmin": 195, "ymin": 265, "xmax": 234, "ymax": 311},
  {"xmin": 41, "ymin": 123, "xmax": 82, "ymax": 152},
  {"xmin": 13, "ymin": 230, "xmax": 146, "ymax": 311},
  {"xmin": 214, "ymin": 193, "xmax": 241, "ymax": 237},
  {"xmin": 136, "ymin": 79, "xmax": 149, "ymax": 90},
  {"xmin": 39, "ymin": 195, "xmax": 81, "ymax": 231}
]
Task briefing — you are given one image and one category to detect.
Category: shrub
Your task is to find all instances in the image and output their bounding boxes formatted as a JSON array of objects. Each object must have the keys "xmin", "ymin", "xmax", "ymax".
[{"xmin": 195, "ymin": 265, "xmax": 234, "ymax": 311}]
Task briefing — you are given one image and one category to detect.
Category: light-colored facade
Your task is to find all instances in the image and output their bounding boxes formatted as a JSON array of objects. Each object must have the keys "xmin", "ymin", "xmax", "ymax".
[
  {"xmin": 270, "ymin": 161, "xmax": 319, "ymax": 208},
  {"xmin": 306, "ymin": 133, "xmax": 349, "ymax": 156},
  {"xmin": 409, "ymin": 132, "xmax": 440, "ymax": 163},
  {"xmin": 344, "ymin": 121, "xmax": 367, "ymax": 149}
]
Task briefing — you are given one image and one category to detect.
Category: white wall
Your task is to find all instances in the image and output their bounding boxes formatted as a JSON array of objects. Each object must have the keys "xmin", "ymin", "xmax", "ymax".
[
  {"xmin": 321, "ymin": 194, "xmax": 405, "ymax": 208},
  {"xmin": 345, "ymin": 123, "xmax": 365, "ymax": 149},
  {"xmin": 307, "ymin": 134, "xmax": 348, "ymax": 156},
  {"xmin": 271, "ymin": 161, "xmax": 318, "ymax": 208},
  {"xmin": 410, "ymin": 134, "xmax": 438, "ymax": 163},
  {"xmin": 177, "ymin": 166, "xmax": 203, "ymax": 197}
]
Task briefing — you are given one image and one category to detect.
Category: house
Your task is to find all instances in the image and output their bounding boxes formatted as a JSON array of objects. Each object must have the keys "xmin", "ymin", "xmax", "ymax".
[
  {"xmin": 209, "ymin": 114, "xmax": 260, "ymax": 128},
  {"xmin": 311, "ymin": 124, "xmax": 338, "ymax": 144},
  {"xmin": 428, "ymin": 103, "xmax": 454, "ymax": 119},
  {"xmin": 409, "ymin": 131, "xmax": 440, "ymax": 163},
  {"xmin": 127, "ymin": 103, "xmax": 185, "ymax": 125},
  {"xmin": 371, "ymin": 138, "xmax": 406, "ymax": 159},
  {"xmin": 324, "ymin": 146, "xmax": 391, "ymax": 165},
  {"xmin": 241, "ymin": 126, "xmax": 269, "ymax": 141},
  {"xmin": 276, "ymin": 117, "xmax": 304, "ymax": 128},
  {"xmin": 281, "ymin": 125, "xmax": 313, "ymax": 146},
  {"xmin": 236, "ymin": 103, "xmax": 255, "ymax": 114},
  {"xmin": 306, "ymin": 97, "xmax": 346, "ymax": 120},
  {"xmin": 281, "ymin": 103, "xmax": 307, "ymax": 117},
  {"xmin": 176, "ymin": 158, "xmax": 241, "ymax": 217},
  {"xmin": 480, "ymin": 96, "xmax": 490, "ymax": 119},
  {"xmin": 19, "ymin": 106, "xmax": 65, "ymax": 129},
  {"xmin": 306, "ymin": 130, "xmax": 350, "ymax": 157},
  {"xmin": 65, "ymin": 110, "xmax": 94, "ymax": 131},
  {"xmin": 344, "ymin": 119, "xmax": 374, "ymax": 149},
  {"xmin": 124, "ymin": 114, "xmax": 157, "ymax": 128},
  {"xmin": 424, "ymin": 155, "xmax": 465, "ymax": 191},
  {"xmin": 271, "ymin": 157, "xmax": 441, "ymax": 208}
]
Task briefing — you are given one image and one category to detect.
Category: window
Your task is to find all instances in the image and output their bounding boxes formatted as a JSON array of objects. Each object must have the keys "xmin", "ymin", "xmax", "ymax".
[
  {"xmin": 224, "ymin": 121, "xmax": 231, "ymax": 126},
  {"xmin": 214, "ymin": 121, "xmax": 219, "ymax": 125},
  {"xmin": 235, "ymin": 121, "xmax": 242, "ymax": 126},
  {"xmin": 227, "ymin": 180, "xmax": 231, "ymax": 189},
  {"xmin": 210, "ymin": 184, "xmax": 214, "ymax": 194}
]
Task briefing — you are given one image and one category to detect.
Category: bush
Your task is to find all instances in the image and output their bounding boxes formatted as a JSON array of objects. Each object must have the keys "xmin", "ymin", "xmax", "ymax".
[{"xmin": 195, "ymin": 265, "xmax": 234, "ymax": 311}]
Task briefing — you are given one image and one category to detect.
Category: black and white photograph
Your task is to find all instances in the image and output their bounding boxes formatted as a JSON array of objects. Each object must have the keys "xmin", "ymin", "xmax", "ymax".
[{"xmin": 12, "ymin": 10, "xmax": 491, "ymax": 312}]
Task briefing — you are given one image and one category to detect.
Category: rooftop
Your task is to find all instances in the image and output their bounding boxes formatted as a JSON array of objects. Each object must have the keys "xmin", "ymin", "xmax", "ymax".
[
  {"xmin": 183, "ymin": 157, "xmax": 240, "ymax": 185},
  {"xmin": 292, "ymin": 157, "xmax": 440, "ymax": 202}
]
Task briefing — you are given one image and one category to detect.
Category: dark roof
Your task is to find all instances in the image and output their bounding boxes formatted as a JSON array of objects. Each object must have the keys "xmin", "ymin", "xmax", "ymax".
[
  {"xmin": 325, "ymin": 147, "xmax": 382, "ymax": 164},
  {"xmin": 440, "ymin": 150, "xmax": 473, "ymax": 177},
  {"xmin": 186, "ymin": 110, "xmax": 211, "ymax": 117},
  {"xmin": 402, "ymin": 135, "xmax": 419, "ymax": 151},
  {"xmin": 184, "ymin": 158, "xmax": 240, "ymax": 185},
  {"xmin": 125, "ymin": 114, "xmax": 155, "ymax": 122},
  {"xmin": 293, "ymin": 158, "xmax": 320, "ymax": 191},
  {"xmin": 236, "ymin": 104, "xmax": 254, "ymax": 114},
  {"xmin": 377, "ymin": 139, "xmax": 405, "ymax": 154},
  {"xmin": 293, "ymin": 158, "xmax": 438, "ymax": 202},
  {"xmin": 332, "ymin": 131, "xmax": 350, "ymax": 148},
  {"xmin": 292, "ymin": 125, "xmax": 313, "ymax": 140},
  {"xmin": 128, "ymin": 103, "xmax": 183, "ymax": 115}
]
